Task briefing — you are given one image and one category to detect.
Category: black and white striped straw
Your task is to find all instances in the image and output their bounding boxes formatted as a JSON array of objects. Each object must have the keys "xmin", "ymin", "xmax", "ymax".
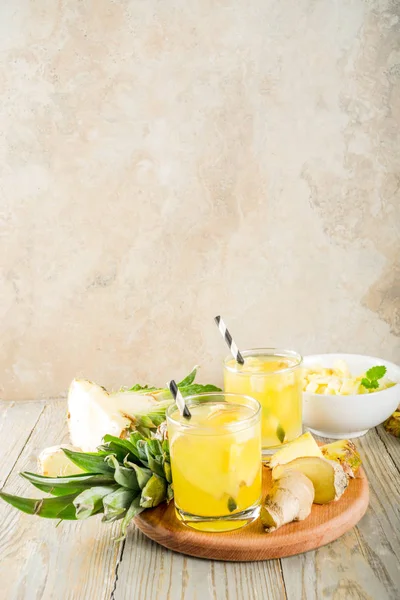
[
  {"xmin": 214, "ymin": 315, "xmax": 245, "ymax": 364},
  {"xmin": 168, "ymin": 380, "xmax": 191, "ymax": 419}
]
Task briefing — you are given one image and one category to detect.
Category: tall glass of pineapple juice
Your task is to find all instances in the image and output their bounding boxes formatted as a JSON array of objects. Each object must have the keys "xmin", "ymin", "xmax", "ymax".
[
  {"xmin": 224, "ymin": 349, "xmax": 302, "ymax": 456},
  {"xmin": 166, "ymin": 393, "xmax": 261, "ymax": 532}
]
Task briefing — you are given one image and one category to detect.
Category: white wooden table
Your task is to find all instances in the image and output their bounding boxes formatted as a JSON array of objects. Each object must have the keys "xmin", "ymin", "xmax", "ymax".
[{"xmin": 0, "ymin": 399, "xmax": 399, "ymax": 600}]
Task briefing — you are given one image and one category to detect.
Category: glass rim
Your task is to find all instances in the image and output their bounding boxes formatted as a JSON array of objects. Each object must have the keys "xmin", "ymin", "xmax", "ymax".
[
  {"xmin": 166, "ymin": 392, "xmax": 261, "ymax": 431},
  {"xmin": 223, "ymin": 347, "xmax": 302, "ymax": 376}
]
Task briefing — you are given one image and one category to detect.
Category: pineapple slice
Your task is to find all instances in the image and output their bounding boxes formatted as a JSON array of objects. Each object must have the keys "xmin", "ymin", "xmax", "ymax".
[
  {"xmin": 68, "ymin": 379, "xmax": 172, "ymax": 452},
  {"xmin": 269, "ymin": 432, "xmax": 323, "ymax": 469},
  {"xmin": 321, "ymin": 439, "xmax": 362, "ymax": 477},
  {"xmin": 272, "ymin": 456, "xmax": 348, "ymax": 504},
  {"xmin": 38, "ymin": 445, "xmax": 84, "ymax": 476}
]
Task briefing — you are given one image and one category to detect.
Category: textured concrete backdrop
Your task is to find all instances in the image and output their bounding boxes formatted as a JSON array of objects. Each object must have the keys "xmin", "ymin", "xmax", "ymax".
[{"xmin": 0, "ymin": 1, "xmax": 399, "ymax": 399}]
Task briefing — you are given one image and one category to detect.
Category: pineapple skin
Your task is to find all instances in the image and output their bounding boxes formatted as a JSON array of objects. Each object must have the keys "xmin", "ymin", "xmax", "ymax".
[
  {"xmin": 321, "ymin": 439, "xmax": 362, "ymax": 477},
  {"xmin": 383, "ymin": 412, "xmax": 400, "ymax": 438}
]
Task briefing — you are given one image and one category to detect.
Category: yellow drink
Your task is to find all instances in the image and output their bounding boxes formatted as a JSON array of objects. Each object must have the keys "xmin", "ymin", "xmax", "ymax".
[
  {"xmin": 167, "ymin": 394, "xmax": 261, "ymax": 532},
  {"xmin": 224, "ymin": 349, "xmax": 302, "ymax": 454}
]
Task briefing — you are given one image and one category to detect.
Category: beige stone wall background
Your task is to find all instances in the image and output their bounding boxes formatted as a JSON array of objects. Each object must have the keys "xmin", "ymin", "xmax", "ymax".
[{"xmin": 0, "ymin": 1, "xmax": 399, "ymax": 400}]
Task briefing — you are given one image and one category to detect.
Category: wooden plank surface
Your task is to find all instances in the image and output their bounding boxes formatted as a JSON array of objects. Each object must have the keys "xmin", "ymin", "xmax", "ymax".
[
  {"xmin": 1, "ymin": 400, "xmax": 400, "ymax": 600},
  {"xmin": 114, "ymin": 526, "xmax": 287, "ymax": 600},
  {"xmin": 0, "ymin": 399, "xmax": 122, "ymax": 600},
  {"xmin": 0, "ymin": 400, "xmax": 45, "ymax": 485}
]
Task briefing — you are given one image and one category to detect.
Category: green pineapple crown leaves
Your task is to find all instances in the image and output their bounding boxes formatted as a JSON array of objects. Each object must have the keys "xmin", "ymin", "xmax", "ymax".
[
  {"xmin": 0, "ymin": 432, "xmax": 173, "ymax": 540},
  {"xmin": 0, "ymin": 366, "xmax": 222, "ymax": 539},
  {"xmin": 122, "ymin": 365, "xmax": 221, "ymax": 437}
]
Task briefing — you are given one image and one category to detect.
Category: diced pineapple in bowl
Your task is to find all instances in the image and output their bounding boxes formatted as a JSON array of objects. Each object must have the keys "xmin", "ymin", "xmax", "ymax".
[{"xmin": 302, "ymin": 354, "xmax": 400, "ymax": 439}]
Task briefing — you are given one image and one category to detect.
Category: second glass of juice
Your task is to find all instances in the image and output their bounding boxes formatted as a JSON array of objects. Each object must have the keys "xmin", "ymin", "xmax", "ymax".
[
  {"xmin": 224, "ymin": 349, "xmax": 302, "ymax": 455},
  {"xmin": 167, "ymin": 393, "xmax": 261, "ymax": 532}
]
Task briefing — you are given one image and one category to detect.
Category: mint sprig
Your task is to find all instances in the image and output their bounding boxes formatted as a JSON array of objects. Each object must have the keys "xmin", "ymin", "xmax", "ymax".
[{"xmin": 361, "ymin": 365, "xmax": 387, "ymax": 390}]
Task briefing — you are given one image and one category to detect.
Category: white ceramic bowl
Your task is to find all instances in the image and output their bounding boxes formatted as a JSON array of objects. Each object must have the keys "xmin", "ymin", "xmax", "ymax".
[{"xmin": 302, "ymin": 353, "xmax": 400, "ymax": 439}]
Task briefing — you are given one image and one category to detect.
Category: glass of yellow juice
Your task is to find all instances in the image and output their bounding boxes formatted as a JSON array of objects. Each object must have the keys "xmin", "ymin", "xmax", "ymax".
[
  {"xmin": 166, "ymin": 393, "xmax": 261, "ymax": 532},
  {"xmin": 224, "ymin": 349, "xmax": 302, "ymax": 456}
]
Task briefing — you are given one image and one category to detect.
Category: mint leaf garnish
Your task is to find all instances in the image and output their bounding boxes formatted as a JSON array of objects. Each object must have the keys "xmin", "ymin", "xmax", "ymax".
[
  {"xmin": 227, "ymin": 497, "xmax": 237, "ymax": 512},
  {"xmin": 276, "ymin": 424, "xmax": 286, "ymax": 443},
  {"xmin": 361, "ymin": 365, "xmax": 387, "ymax": 390},
  {"xmin": 365, "ymin": 366, "xmax": 386, "ymax": 381}
]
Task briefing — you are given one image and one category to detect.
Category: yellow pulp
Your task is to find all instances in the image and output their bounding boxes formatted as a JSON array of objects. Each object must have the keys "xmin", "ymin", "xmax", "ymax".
[
  {"xmin": 224, "ymin": 356, "xmax": 302, "ymax": 450},
  {"xmin": 168, "ymin": 403, "xmax": 261, "ymax": 530}
]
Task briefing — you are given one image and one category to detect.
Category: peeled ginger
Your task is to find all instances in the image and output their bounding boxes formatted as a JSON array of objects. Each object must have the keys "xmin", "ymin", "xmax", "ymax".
[
  {"xmin": 272, "ymin": 456, "xmax": 348, "ymax": 504},
  {"xmin": 261, "ymin": 470, "xmax": 314, "ymax": 532}
]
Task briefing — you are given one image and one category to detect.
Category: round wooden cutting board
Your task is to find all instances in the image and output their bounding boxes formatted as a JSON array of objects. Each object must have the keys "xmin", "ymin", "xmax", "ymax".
[{"xmin": 134, "ymin": 465, "xmax": 369, "ymax": 561}]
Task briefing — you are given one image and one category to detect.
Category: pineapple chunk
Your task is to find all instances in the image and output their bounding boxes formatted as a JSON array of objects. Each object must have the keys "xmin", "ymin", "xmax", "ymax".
[
  {"xmin": 38, "ymin": 445, "xmax": 84, "ymax": 476},
  {"xmin": 272, "ymin": 456, "xmax": 348, "ymax": 504},
  {"xmin": 321, "ymin": 439, "xmax": 362, "ymax": 477},
  {"xmin": 334, "ymin": 360, "xmax": 351, "ymax": 378},
  {"xmin": 339, "ymin": 379, "xmax": 361, "ymax": 395},
  {"xmin": 269, "ymin": 432, "xmax": 323, "ymax": 469},
  {"xmin": 305, "ymin": 381, "xmax": 320, "ymax": 393}
]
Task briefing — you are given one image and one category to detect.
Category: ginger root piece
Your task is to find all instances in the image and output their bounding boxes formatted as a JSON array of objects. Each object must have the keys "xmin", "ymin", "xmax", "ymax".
[
  {"xmin": 384, "ymin": 411, "xmax": 400, "ymax": 438},
  {"xmin": 272, "ymin": 456, "xmax": 348, "ymax": 504},
  {"xmin": 321, "ymin": 439, "xmax": 362, "ymax": 477},
  {"xmin": 261, "ymin": 470, "xmax": 314, "ymax": 532},
  {"xmin": 269, "ymin": 432, "xmax": 323, "ymax": 469}
]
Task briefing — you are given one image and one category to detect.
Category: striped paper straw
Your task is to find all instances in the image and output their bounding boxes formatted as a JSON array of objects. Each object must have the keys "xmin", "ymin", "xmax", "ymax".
[
  {"xmin": 214, "ymin": 316, "xmax": 245, "ymax": 364},
  {"xmin": 168, "ymin": 380, "xmax": 191, "ymax": 419}
]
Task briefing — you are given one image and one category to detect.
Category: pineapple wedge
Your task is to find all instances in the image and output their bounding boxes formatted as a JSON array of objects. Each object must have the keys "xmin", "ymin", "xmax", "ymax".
[
  {"xmin": 269, "ymin": 432, "xmax": 323, "ymax": 469},
  {"xmin": 67, "ymin": 379, "xmax": 173, "ymax": 452},
  {"xmin": 38, "ymin": 445, "xmax": 84, "ymax": 476},
  {"xmin": 383, "ymin": 411, "xmax": 400, "ymax": 438},
  {"xmin": 321, "ymin": 439, "xmax": 362, "ymax": 477}
]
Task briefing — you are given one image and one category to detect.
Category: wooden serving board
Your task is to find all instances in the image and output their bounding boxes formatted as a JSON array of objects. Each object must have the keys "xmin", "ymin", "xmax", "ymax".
[{"xmin": 134, "ymin": 465, "xmax": 369, "ymax": 561}]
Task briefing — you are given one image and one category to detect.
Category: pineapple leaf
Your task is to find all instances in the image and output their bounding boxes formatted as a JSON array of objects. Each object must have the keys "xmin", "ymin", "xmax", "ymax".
[
  {"xmin": 144, "ymin": 446, "xmax": 165, "ymax": 478},
  {"xmin": 62, "ymin": 449, "xmax": 114, "ymax": 474},
  {"xmin": 123, "ymin": 460, "xmax": 152, "ymax": 490},
  {"xmin": 177, "ymin": 366, "xmax": 199, "ymax": 387},
  {"xmin": 102, "ymin": 488, "xmax": 135, "ymax": 522},
  {"xmin": 125, "ymin": 383, "xmax": 159, "ymax": 392},
  {"xmin": 166, "ymin": 484, "xmax": 174, "ymax": 502},
  {"xmin": 107, "ymin": 456, "xmax": 139, "ymax": 491},
  {"xmin": 102, "ymin": 435, "xmax": 141, "ymax": 461},
  {"xmin": 140, "ymin": 474, "xmax": 167, "ymax": 508},
  {"xmin": 74, "ymin": 485, "xmax": 118, "ymax": 519},
  {"xmin": 135, "ymin": 440, "xmax": 149, "ymax": 463},
  {"xmin": 125, "ymin": 364, "xmax": 199, "ymax": 392},
  {"xmin": 21, "ymin": 472, "xmax": 115, "ymax": 494},
  {"xmin": 179, "ymin": 383, "xmax": 221, "ymax": 396},
  {"xmin": 163, "ymin": 461, "xmax": 172, "ymax": 484},
  {"xmin": 117, "ymin": 496, "xmax": 144, "ymax": 540},
  {"xmin": 22, "ymin": 483, "xmax": 84, "ymax": 497},
  {"xmin": 1, "ymin": 428, "xmax": 174, "ymax": 534},
  {"xmin": 0, "ymin": 491, "xmax": 79, "ymax": 520},
  {"xmin": 147, "ymin": 439, "xmax": 163, "ymax": 456},
  {"xmin": 161, "ymin": 439, "xmax": 170, "ymax": 456}
]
